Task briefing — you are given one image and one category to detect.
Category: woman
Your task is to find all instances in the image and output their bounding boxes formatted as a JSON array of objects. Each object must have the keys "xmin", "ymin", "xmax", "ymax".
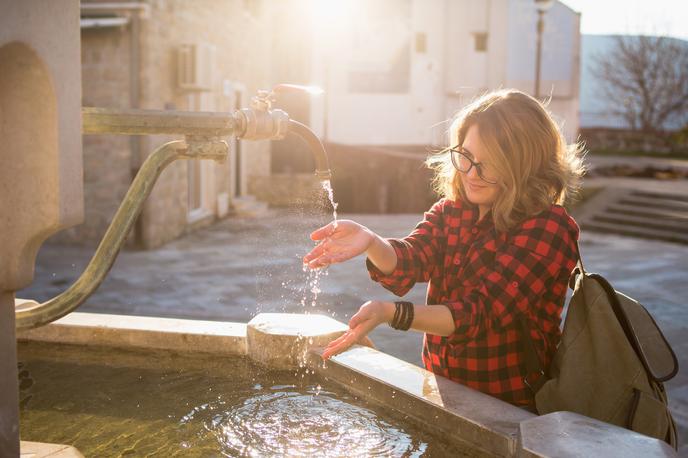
[{"xmin": 303, "ymin": 89, "xmax": 584, "ymax": 408}]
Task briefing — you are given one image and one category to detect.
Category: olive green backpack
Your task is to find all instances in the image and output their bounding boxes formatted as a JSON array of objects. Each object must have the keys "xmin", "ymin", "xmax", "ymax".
[{"xmin": 524, "ymin": 243, "xmax": 679, "ymax": 449}]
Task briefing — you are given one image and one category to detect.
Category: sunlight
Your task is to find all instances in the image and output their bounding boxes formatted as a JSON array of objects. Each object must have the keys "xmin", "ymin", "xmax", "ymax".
[{"xmin": 310, "ymin": 0, "xmax": 353, "ymax": 25}]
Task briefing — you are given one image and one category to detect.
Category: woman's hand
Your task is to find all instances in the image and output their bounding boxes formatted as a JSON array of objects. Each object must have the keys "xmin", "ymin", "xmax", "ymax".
[
  {"xmin": 303, "ymin": 220, "xmax": 375, "ymax": 269},
  {"xmin": 322, "ymin": 300, "xmax": 394, "ymax": 359}
]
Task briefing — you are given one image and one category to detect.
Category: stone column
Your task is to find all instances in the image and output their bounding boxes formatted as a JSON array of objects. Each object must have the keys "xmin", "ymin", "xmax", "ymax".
[{"xmin": 0, "ymin": 291, "xmax": 19, "ymax": 457}]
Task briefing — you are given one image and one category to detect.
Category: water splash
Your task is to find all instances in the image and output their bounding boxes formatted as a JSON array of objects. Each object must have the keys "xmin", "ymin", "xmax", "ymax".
[
  {"xmin": 321, "ymin": 179, "xmax": 338, "ymax": 224},
  {"xmin": 298, "ymin": 179, "xmax": 340, "ymax": 313}
]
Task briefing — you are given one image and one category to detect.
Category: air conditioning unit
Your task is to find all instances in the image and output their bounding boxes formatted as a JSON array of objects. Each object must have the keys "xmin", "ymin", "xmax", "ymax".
[{"xmin": 177, "ymin": 43, "xmax": 216, "ymax": 91}]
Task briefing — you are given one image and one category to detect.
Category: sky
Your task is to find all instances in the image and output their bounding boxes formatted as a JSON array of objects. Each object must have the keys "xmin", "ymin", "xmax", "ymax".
[{"xmin": 559, "ymin": 0, "xmax": 688, "ymax": 40}]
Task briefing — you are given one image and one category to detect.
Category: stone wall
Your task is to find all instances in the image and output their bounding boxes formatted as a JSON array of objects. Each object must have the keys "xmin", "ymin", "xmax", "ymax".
[
  {"xmin": 251, "ymin": 143, "xmax": 438, "ymax": 214},
  {"xmin": 135, "ymin": 0, "xmax": 274, "ymax": 248},
  {"xmin": 580, "ymin": 127, "xmax": 688, "ymax": 154}
]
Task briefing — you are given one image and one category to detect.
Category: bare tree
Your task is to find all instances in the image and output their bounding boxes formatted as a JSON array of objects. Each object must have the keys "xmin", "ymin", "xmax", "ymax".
[{"xmin": 591, "ymin": 35, "xmax": 688, "ymax": 133}]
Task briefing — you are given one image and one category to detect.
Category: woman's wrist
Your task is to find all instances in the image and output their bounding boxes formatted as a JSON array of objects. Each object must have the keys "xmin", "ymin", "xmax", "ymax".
[
  {"xmin": 365, "ymin": 235, "xmax": 397, "ymax": 275},
  {"xmin": 379, "ymin": 300, "xmax": 396, "ymax": 323}
]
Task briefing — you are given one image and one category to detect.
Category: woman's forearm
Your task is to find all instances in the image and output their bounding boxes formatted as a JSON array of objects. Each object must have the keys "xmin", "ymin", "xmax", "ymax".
[
  {"xmin": 380, "ymin": 301, "xmax": 456, "ymax": 336},
  {"xmin": 365, "ymin": 232, "xmax": 398, "ymax": 275},
  {"xmin": 409, "ymin": 304, "xmax": 456, "ymax": 336}
]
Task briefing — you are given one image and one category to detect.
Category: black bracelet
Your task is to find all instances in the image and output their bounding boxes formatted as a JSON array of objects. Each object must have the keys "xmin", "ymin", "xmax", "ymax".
[
  {"xmin": 391, "ymin": 301, "xmax": 414, "ymax": 330},
  {"xmin": 390, "ymin": 302, "xmax": 401, "ymax": 328},
  {"xmin": 399, "ymin": 302, "xmax": 408, "ymax": 329},
  {"xmin": 400, "ymin": 301, "xmax": 414, "ymax": 331}
]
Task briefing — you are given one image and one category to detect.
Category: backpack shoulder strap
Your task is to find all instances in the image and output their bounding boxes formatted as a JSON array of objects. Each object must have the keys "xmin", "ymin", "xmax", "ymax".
[
  {"xmin": 568, "ymin": 238, "xmax": 585, "ymax": 290},
  {"xmin": 523, "ymin": 236, "xmax": 585, "ymax": 393}
]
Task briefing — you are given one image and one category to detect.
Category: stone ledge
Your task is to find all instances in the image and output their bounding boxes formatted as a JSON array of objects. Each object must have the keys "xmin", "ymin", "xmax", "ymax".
[
  {"xmin": 309, "ymin": 345, "xmax": 678, "ymax": 458},
  {"xmin": 308, "ymin": 345, "xmax": 535, "ymax": 456},
  {"xmin": 246, "ymin": 313, "xmax": 347, "ymax": 369},
  {"xmin": 519, "ymin": 411, "xmax": 677, "ymax": 457},
  {"xmin": 20, "ymin": 440, "xmax": 83, "ymax": 458},
  {"xmin": 16, "ymin": 312, "xmax": 247, "ymax": 355}
]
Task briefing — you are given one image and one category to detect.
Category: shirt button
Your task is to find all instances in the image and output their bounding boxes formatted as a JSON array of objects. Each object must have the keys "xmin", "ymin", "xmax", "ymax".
[
  {"xmin": 453, "ymin": 257, "xmax": 461, "ymax": 265},
  {"xmin": 511, "ymin": 281, "xmax": 519, "ymax": 288}
]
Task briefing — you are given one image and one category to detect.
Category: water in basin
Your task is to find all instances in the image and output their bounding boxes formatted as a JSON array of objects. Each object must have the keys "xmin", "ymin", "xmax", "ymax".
[{"xmin": 18, "ymin": 341, "xmax": 467, "ymax": 457}]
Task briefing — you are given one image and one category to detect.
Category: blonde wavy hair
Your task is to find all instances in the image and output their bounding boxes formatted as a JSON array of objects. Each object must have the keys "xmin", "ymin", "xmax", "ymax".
[{"xmin": 426, "ymin": 89, "xmax": 585, "ymax": 232}]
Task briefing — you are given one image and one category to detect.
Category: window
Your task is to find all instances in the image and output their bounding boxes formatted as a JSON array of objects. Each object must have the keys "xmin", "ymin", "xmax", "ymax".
[{"xmin": 473, "ymin": 32, "xmax": 488, "ymax": 52}]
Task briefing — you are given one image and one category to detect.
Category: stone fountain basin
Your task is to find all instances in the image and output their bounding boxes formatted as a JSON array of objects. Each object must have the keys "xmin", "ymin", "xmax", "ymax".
[{"xmin": 17, "ymin": 312, "xmax": 676, "ymax": 457}]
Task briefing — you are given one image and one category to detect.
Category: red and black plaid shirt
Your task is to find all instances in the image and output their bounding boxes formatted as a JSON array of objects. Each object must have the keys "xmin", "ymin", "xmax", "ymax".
[{"xmin": 367, "ymin": 198, "xmax": 579, "ymax": 407}]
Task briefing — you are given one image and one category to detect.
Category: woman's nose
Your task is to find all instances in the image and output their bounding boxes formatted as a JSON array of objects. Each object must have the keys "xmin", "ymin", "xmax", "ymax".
[{"xmin": 466, "ymin": 164, "xmax": 480, "ymax": 179}]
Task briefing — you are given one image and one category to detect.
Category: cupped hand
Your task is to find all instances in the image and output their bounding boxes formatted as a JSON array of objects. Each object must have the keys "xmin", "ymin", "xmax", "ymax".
[
  {"xmin": 303, "ymin": 220, "xmax": 375, "ymax": 269},
  {"xmin": 322, "ymin": 301, "xmax": 393, "ymax": 359}
]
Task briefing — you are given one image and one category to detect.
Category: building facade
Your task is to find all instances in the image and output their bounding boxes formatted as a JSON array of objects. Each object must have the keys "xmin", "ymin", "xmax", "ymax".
[
  {"xmin": 303, "ymin": 0, "xmax": 580, "ymax": 145},
  {"xmin": 56, "ymin": 0, "xmax": 273, "ymax": 249}
]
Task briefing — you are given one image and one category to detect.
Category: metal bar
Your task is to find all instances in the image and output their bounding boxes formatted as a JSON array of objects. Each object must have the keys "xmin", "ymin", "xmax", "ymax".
[
  {"xmin": 82, "ymin": 107, "xmax": 236, "ymax": 137},
  {"xmin": 0, "ymin": 291, "xmax": 19, "ymax": 457},
  {"xmin": 15, "ymin": 139, "xmax": 228, "ymax": 330},
  {"xmin": 535, "ymin": 10, "xmax": 544, "ymax": 98}
]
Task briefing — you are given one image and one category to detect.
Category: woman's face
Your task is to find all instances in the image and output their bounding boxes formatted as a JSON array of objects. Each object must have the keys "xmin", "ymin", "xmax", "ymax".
[{"xmin": 459, "ymin": 124, "xmax": 501, "ymax": 218}]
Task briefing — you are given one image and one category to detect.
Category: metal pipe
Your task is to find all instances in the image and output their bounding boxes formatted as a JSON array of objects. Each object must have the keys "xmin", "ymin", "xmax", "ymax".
[
  {"xmin": 83, "ymin": 108, "xmax": 332, "ymax": 180},
  {"xmin": 82, "ymin": 107, "xmax": 236, "ymax": 137},
  {"xmin": 535, "ymin": 9, "xmax": 544, "ymax": 98},
  {"xmin": 288, "ymin": 119, "xmax": 332, "ymax": 181},
  {"xmin": 15, "ymin": 138, "xmax": 228, "ymax": 330}
]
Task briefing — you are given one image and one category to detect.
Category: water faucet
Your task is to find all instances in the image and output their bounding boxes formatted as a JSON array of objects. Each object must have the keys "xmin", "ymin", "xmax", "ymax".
[
  {"xmin": 233, "ymin": 84, "xmax": 331, "ymax": 181},
  {"xmin": 15, "ymin": 86, "xmax": 332, "ymax": 330}
]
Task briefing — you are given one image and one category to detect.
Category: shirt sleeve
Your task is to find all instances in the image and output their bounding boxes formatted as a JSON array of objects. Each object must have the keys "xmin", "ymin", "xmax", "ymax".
[
  {"xmin": 443, "ymin": 213, "xmax": 578, "ymax": 343},
  {"xmin": 366, "ymin": 199, "xmax": 447, "ymax": 296}
]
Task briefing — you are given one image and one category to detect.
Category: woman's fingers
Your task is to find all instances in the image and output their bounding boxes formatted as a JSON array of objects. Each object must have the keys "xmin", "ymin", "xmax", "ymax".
[
  {"xmin": 322, "ymin": 317, "xmax": 378, "ymax": 359},
  {"xmin": 348, "ymin": 308, "xmax": 369, "ymax": 330},
  {"xmin": 309, "ymin": 222, "xmax": 337, "ymax": 241},
  {"xmin": 358, "ymin": 335, "xmax": 376, "ymax": 349},
  {"xmin": 304, "ymin": 244, "xmax": 352, "ymax": 269},
  {"xmin": 322, "ymin": 330, "xmax": 358, "ymax": 359},
  {"xmin": 303, "ymin": 241, "xmax": 328, "ymax": 265}
]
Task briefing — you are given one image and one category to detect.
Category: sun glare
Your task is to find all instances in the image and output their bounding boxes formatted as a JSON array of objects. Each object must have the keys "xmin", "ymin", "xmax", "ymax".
[{"xmin": 310, "ymin": 0, "xmax": 352, "ymax": 25}]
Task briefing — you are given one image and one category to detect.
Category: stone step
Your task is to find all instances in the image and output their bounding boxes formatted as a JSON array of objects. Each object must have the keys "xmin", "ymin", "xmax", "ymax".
[
  {"xmin": 592, "ymin": 212, "xmax": 688, "ymax": 233},
  {"xmin": 229, "ymin": 196, "xmax": 269, "ymax": 217},
  {"xmin": 578, "ymin": 187, "xmax": 688, "ymax": 245},
  {"xmin": 605, "ymin": 204, "xmax": 688, "ymax": 223},
  {"xmin": 617, "ymin": 195, "xmax": 688, "ymax": 213},
  {"xmin": 630, "ymin": 189, "xmax": 688, "ymax": 203},
  {"xmin": 583, "ymin": 220, "xmax": 688, "ymax": 245}
]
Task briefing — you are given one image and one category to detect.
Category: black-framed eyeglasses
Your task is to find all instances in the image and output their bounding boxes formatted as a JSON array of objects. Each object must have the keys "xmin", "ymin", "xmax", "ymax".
[{"xmin": 443, "ymin": 146, "xmax": 498, "ymax": 185}]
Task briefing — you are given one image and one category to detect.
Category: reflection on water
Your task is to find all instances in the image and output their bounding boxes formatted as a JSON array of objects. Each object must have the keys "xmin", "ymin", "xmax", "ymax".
[
  {"xmin": 18, "ymin": 342, "xmax": 462, "ymax": 457},
  {"xmin": 188, "ymin": 384, "xmax": 424, "ymax": 457}
]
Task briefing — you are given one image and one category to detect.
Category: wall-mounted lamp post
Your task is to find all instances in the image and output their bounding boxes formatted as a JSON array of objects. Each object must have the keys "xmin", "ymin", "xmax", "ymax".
[{"xmin": 534, "ymin": 0, "xmax": 554, "ymax": 98}]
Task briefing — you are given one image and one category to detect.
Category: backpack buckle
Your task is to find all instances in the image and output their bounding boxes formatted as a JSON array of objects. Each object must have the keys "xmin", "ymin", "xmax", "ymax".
[{"xmin": 524, "ymin": 370, "xmax": 546, "ymax": 393}]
